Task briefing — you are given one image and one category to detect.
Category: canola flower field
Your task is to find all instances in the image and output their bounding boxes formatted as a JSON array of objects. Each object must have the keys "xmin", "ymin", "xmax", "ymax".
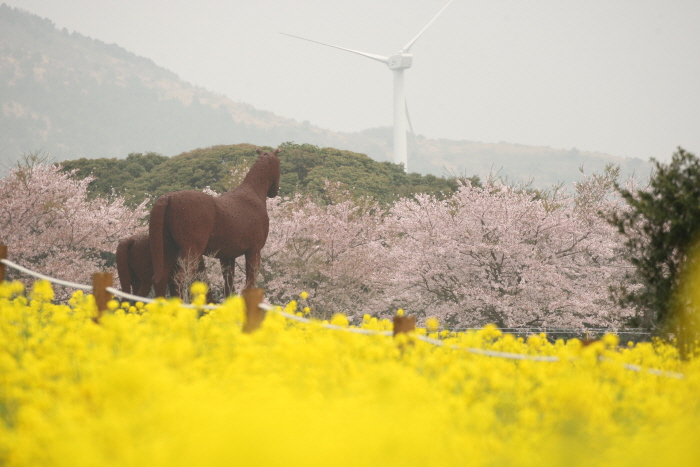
[{"xmin": 1, "ymin": 280, "xmax": 700, "ymax": 467}]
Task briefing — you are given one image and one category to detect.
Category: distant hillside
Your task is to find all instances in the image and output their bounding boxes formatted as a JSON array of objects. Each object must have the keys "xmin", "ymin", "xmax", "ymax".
[
  {"xmin": 0, "ymin": 4, "xmax": 354, "ymax": 163},
  {"xmin": 0, "ymin": 4, "xmax": 653, "ymax": 187},
  {"xmin": 409, "ymin": 137, "xmax": 653, "ymax": 187},
  {"xmin": 347, "ymin": 128, "xmax": 653, "ymax": 187}
]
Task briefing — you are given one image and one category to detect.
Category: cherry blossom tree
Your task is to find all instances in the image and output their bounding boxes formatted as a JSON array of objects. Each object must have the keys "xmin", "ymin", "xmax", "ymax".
[
  {"xmin": 383, "ymin": 169, "xmax": 634, "ymax": 329},
  {"xmin": 219, "ymin": 170, "xmax": 635, "ymax": 329},
  {"xmin": 0, "ymin": 158, "xmax": 149, "ymax": 296},
  {"xmin": 257, "ymin": 182, "xmax": 387, "ymax": 320},
  {"xmin": 1, "ymin": 156, "xmax": 636, "ymax": 329}
]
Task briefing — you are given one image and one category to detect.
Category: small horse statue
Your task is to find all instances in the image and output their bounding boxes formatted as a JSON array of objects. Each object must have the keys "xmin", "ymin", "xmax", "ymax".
[
  {"xmin": 149, "ymin": 147, "xmax": 281, "ymax": 298},
  {"xmin": 116, "ymin": 232, "xmax": 154, "ymax": 297},
  {"xmin": 116, "ymin": 232, "xmax": 207, "ymax": 298}
]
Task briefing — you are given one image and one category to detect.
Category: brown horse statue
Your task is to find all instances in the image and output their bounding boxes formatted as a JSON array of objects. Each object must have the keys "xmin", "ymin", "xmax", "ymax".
[
  {"xmin": 149, "ymin": 147, "xmax": 281, "ymax": 298},
  {"xmin": 116, "ymin": 232, "xmax": 155, "ymax": 297},
  {"xmin": 116, "ymin": 232, "xmax": 207, "ymax": 298}
]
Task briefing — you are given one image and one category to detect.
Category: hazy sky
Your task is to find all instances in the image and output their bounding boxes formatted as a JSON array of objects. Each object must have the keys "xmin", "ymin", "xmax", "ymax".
[{"xmin": 5, "ymin": 0, "xmax": 700, "ymax": 162}]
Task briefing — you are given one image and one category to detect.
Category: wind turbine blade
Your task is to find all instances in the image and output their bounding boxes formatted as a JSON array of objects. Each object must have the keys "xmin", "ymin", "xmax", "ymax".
[
  {"xmin": 280, "ymin": 32, "xmax": 389, "ymax": 64},
  {"xmin": 405, "ymin": 100, "xmax": 419, "ymax": 152},
  {"xmin": 401, "ymin": 0, "xmax": 456, "ymax": 52}
]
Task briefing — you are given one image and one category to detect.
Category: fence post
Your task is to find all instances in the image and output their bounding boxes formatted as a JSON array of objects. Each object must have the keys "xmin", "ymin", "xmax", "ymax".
[
  {"xmin": 393, "ymin": 314, "xmax": 416, "ymax": 336},
  {"xmin": 242, "ymin": 288, "xmax": 265, "ymax": 333},
  {"xmin": 0, "ymin": 244, "xmax": 6, "ymax": 283},
  {"xmin": 92, "ymin": 272, "xmax": 113, "ymax": 323}
]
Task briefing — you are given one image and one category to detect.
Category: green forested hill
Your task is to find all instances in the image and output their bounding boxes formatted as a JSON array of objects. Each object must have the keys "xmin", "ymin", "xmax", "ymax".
[{"xmin": 60, "ymin": 143, "xmax": 475, "ymax": 206}]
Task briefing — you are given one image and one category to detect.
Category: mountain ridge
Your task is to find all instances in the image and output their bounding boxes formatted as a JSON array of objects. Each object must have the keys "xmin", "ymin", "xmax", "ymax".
[{"xmin": 0, "ymin": 4, "xmax": 652, "ymax": 187}]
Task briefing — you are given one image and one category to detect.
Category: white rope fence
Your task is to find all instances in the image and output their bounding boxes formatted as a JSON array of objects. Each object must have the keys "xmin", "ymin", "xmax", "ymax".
[
  {"xmin": 415, "ymin": 333, "xmax": 560, "ymax": 362},
  {"xmin": 1, "ymin": 257, "xmax": 219, "ymax": 310},
  {"xmin": 620, "ymin": 363, "xmax": 684, "ymax": 379},
  {"xmin": 2, "ymin": 258, "xmax": 93, "ymax": 291},
  {"xmin": 446, "ymin": 327, "xmax": 653, "ymax": 336},
  {"xmin": 0, "ymin": 256, "xmax": 686, "ymax": 378},
  {"xmin": 106, "ymin": 286, "xmax": 220, "ymax": 311},
  {"xmin": 414, "ymin": 332, "xmax": 685, "ymax": 378},
  {"xmin": 271, "ymin": 305, "xmax": 393, "ymax": 336}
]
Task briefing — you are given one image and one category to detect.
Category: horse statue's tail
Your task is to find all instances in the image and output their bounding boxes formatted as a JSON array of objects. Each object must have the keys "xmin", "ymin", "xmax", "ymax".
[
  {"xmin": 116, "ymin": 237, "xmax": 134, "ymax": 293},
  {"xmin": 149, "ymin": 195, "xmax": 170, "ymax": 286}
]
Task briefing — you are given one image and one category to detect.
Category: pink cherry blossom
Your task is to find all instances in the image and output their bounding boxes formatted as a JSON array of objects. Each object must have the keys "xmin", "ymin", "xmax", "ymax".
[{"xmin": 0, "ymin": 162, "xmax": 149, "ymax": 298}]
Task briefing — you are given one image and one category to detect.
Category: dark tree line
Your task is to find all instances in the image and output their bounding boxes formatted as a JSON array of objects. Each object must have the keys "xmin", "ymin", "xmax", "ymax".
[
  {"xmin": 610, "ymin": 148, "xmax": 700, "ymax": 355},
  {"xmin": 59, "ymin": 142, "xmax": 480, "ymax": 207}
]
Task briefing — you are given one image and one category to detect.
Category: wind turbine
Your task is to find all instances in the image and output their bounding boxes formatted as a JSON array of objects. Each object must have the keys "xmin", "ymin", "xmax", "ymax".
[{"xmin": 281, "ymin": 0, "xmax": 455, "ymax": 172}]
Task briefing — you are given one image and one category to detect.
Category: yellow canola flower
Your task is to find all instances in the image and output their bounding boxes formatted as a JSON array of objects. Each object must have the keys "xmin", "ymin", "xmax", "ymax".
[
  {"xmin": 0, "ymin": 280, "xmax": 25, "ymax": 299},
  {"xmin": 30, "ymin": 279, "xmax": 53, "ymax": 302},
  {"xmin": 299, "ymin": 291, "xmax": 309, "ymax": 300},
  {"xmin": 425, "ymin": 317, "xmax": 440, "ymax": 332},
  {"xmin": 602, "ymin": 333, "xmax": 620, "ymax": 349},
  {"xmin": 0, "ymin": 281, "xmax": 699, "ymax": 467},
  {"xmin": 190, "ymin": 281, "xmax": 208, "ymax": 297},
  {"xmin": 284, "ymin": 300, "xmax": 298, "ymax": 313},
  {"xmin": 330, "ymin": 313, "xmax": 349, "ymax": 327},
  {"xmin": 481, "ymin": 323, "xmax": 503, "ymax": 340}
]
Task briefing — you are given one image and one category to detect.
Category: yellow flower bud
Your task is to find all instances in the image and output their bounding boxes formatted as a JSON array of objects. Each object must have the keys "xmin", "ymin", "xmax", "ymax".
[
  {"xmin": 425, "ymin": 317, "xmax": 440, "ymax": 332},
  {"xmin": 330, "ymin": 313, "xmax": 349, "ymax": 327},
  {"xmin": 190, "ymin": 281, "xmax": 208, "ymax": 297}
]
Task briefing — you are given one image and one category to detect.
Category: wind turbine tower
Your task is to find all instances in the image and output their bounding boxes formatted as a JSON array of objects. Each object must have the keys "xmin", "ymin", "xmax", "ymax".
[{"xmin": 282, "ymin": 0, "xmax": 455, "ymax": 172}]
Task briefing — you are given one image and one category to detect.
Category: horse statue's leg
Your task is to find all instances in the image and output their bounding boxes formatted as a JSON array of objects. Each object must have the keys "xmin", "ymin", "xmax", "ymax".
[
  {"xmin": 116, "ymin": 237, "xmax": 135, "ymax": 293},
  {"xmin": 220, "ymin": 258, "xmax": 235, "ymax": 297},
  {"xmin": 167, "ymin": 274, "xmax": 177, "ymax": 298},
  {"xmin": 135, "ymin": 271, "xmax": 152, "ymax": 298},
  {"xmin": 131, "ymin": 277, "xmax": 141, "ymax": 296},
  {"xmin": 154, "ymin": 247, "xmax": 178, "ymax": 297},
  {"xmin": 244, "ymin": 250, "xmax": 261, "ymax": 290}
]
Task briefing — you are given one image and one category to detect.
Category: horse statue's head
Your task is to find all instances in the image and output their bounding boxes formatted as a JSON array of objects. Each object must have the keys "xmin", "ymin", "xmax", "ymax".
[{"xmin": 254, "ymin": 147, "xmax": 281, "ymax": 198}]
